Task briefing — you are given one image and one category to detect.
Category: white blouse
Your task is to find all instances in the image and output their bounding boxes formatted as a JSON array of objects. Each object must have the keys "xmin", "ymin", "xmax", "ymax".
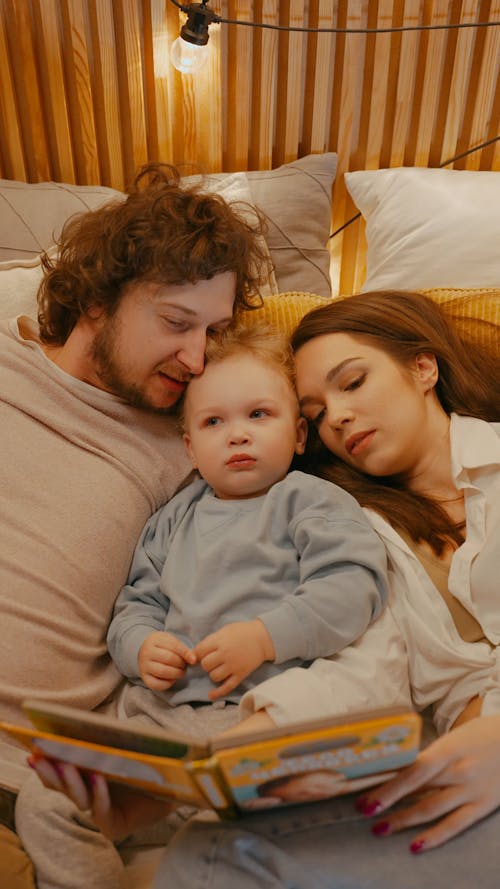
[{"xmin": 241, "ymin": 415, "xmax": 500, "ymax": 736}]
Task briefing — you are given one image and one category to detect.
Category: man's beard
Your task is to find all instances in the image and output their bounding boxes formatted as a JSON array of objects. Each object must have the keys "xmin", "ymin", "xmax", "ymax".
[{"xmin": 90, "ymin": 317, "xmax": 176, "ymax": 415}]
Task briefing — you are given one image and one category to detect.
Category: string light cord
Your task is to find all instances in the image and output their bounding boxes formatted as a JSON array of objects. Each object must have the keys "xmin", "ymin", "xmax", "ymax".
[{"xmin": 169, "ymin": 2, "xmax": 500, "ymax": 35}]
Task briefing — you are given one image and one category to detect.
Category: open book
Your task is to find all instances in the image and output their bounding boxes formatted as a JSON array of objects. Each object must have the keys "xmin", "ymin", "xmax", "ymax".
[{"xmin": 1, "ymin": 701, "xmax": 421, "ymax": 818}]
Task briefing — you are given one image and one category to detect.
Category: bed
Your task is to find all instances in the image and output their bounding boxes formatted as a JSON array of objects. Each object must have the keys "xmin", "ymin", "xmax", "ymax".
[{"xmin": 0, "ymin": 1, "xmax": 499, "ymax": 885}]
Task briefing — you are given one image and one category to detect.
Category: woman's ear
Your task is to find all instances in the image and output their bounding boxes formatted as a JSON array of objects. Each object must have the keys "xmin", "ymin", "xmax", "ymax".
[
  {"xmin": 294, "ymin": 416, "xmax": 308, "ymax": 455},
  {"xmin": 414, "ymin": 352, "xmax": 439, "ymax": 392},
  {"xmin": 183, "ymin": 433, "xmax": 198, "ymax": 469}
]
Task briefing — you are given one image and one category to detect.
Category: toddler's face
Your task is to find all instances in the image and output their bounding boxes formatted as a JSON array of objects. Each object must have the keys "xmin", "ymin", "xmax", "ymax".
[{"xmin": 183, "ymin": 353, "xmax": 307, "ymax": 499}]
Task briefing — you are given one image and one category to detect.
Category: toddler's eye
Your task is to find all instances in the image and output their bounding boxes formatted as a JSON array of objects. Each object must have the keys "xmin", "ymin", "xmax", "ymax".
[
  {"xmin": 205, "ymin": 416, "xmax": 221, "ymax": 426},
  {"xmin": 250, "ymin": 409, "xmax": 267, "ymax": 419}
]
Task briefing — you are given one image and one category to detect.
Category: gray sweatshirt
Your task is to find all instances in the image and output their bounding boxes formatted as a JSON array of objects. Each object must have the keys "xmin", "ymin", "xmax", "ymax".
[{"xmin": 107, "ymin": 471, "xmax": 388, "ymax": 704}]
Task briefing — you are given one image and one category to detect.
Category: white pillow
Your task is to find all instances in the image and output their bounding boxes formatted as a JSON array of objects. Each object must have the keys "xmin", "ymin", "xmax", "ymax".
[
  {"xmin": 344, "ymin": 167, "xmax": 500, "ymax": 291},
  {"xmin": 0, "ymin": 256, "xmax": 44, "ymax": 320}
]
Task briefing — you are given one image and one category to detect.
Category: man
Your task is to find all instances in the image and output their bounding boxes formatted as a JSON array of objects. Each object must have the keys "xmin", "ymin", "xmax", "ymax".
[{"xmin": 0, "ymin": 163, "xmax": 268, "ymax": 889}]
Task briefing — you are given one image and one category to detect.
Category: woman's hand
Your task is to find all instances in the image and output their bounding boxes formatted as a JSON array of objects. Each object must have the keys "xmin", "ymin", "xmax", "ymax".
[
  {"xmin": 29, "ymin": 756, "xmax": 173, "ymax": 840},
  {"xmin": 356, "ymin": 715, "xmax": 500, "ymax": 852}
]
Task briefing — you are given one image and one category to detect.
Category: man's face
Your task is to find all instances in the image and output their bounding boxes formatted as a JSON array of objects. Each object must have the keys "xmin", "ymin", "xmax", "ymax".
[{"xmin": 87, "ymin": 273, "xmax": 236, "ymax": 412}]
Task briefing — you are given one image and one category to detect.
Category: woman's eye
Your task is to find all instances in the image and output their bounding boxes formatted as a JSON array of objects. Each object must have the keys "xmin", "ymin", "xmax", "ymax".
[
  {"xmin": 309, "ymin": 408, "xmax": 326, "ymax": 427},
  {"xmin": 344, "ymin": 374, "xmax": 365, "ymax": 391}
]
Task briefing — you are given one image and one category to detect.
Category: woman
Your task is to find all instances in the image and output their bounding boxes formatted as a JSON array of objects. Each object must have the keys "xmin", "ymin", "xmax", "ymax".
[{"xmin": 30, "ymin": 291, "xmax": 500, "ymax": 887}]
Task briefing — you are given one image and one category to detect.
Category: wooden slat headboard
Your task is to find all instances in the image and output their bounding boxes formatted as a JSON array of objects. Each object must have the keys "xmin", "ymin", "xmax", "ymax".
[{"xmin": 0, "ymin": 0, "xmax": 498, "ymax": 295}]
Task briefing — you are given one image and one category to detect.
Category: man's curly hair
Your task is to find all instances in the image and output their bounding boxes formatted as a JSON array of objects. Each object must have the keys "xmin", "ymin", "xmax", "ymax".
[{"xmin": 38, "ymin": 163, "xmax": 272, "ymax": 345}]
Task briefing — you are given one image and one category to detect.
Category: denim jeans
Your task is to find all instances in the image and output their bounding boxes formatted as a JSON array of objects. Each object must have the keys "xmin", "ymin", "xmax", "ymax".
[{"xmin": 153, "ymin": 794, "xmax": 500, "ymax": 889}]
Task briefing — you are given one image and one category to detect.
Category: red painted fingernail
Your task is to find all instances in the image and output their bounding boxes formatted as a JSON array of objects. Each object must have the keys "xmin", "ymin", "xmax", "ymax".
[
  {"xmin": 410, "ymin": 839, "xmax": 426, "ymax": 854},
  {"xmin": 27, "ymin": 756, "xmax": 36, "ymax": 769},
  {"xmin": 371, "ymin": 820, "xmax": 392, "ymax": 836},
  {"xmin": 89, "ymin": 773, "xmax": 98, "ymax": 786},
  {"xmin": 54, "ymin": 763, "xmax": 65, "ymax": 777},
  {"xmin": 357, "ymin": 798, "xmax": 383, "ymax": 816}
]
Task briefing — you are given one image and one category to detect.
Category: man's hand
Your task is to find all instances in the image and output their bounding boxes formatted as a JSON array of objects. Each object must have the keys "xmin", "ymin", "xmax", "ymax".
[
  {"xmin": 195, "ymin": 619, "xmax": 275, "ymax": 701},
  {"xmin": 139, "ymin": 631, "xmax": 197, "ymax": 691}
]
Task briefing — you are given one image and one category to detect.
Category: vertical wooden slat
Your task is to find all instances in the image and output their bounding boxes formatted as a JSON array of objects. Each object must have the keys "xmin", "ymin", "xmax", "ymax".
[
  {"xmin": 92, "ymin": 0, "xmax": 125, "ymax": 189},
  {"xmin": 248, "ymin": 0, "xmax": 278, "ymax": 169},
  {"xmin": 32, "ymin": 0, "xmax": 75, "ymax": 183},
  {"xmin": 0, "ymin": 0, "xmax": 498, "ymax": 291},
  {"xmin": 385, "ymin": 0, "xmax": 420, "ymax": 168},
  {"xmin": 273, "ymin": 0, "xmax": 307, "ymax": 165},
  {"xmin": 0, "ymin": 2, "xmax": 27, "ymax": 179},
  {"xmin": 439, "ymin": 0, "xmax": 479, "ymax": 166},
  {"xmin": 4, "ymin": 0, "xmax": 50, "ymax": 180},
  {"xmin": 60, "ymin": 0, "xmax": 100, "ymax": 184},
  {"xmin": 150, "ymin": 0, "xmax": 175, "ymax": 166},
  {"xmin": 225, "ymin": 0, "xmax": 252, "ymax": 170},
  {"xmin": 302, "ymin": 0, "xmax": 336, "ymax": 156}
]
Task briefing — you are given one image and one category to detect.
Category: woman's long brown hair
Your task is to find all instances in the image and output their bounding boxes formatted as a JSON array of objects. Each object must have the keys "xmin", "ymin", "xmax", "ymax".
[{"xmin": 291, "ymin": 291, "xmax": 500, "ymax": 555}]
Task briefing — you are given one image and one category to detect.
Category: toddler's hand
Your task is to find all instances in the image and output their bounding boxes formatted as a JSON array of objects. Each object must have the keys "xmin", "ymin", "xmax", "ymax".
[
  {"xmin": 195, "ymin": 620, "xmax": 275, "ymax": 701},
  {"xmin": 139, "ymin": 631, "xmax": 197, "ymax": 691}
]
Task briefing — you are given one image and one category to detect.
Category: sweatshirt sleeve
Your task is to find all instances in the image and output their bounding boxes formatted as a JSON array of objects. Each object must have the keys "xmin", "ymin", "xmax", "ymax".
[
  {"xmin": 241, "ymin": 604, "xmax": 412, "ymax": 725},
  {"xmin": 107, "ymin": 478, "xmax": 205, "ymax": 680},
  {"xmin": 258, "ymin": 474, "xmax": 389, "ymax": 663}
]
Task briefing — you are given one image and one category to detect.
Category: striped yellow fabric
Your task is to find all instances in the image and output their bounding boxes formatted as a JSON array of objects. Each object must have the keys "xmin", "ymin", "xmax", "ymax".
[
  {"xmin": 238, "ymin": 292, "xmax": 330, "ymax": 339},
  {"xmin": 239, "ymin": 289, "xmax": 500, "ymax": 357},
  {"xmin": 421, "ymin": 288, "xmax": 500, "ymax": 357}
]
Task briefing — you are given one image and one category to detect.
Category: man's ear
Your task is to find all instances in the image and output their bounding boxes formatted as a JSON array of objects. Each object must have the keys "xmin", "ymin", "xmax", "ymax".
[
  {"xmin": 87, "ymin": 304, "xmax": 105, "ymax": 320},
  {"xmin": 294, "ymin": 416, "xmax": 308, "ymax": 455},
  {"xmin": 183, "ymin": 433, "xmax": 198, "ymax": 469},
  {"xmin": 414, "ymin": 352, "xmax": 439, "ymax": 392}
]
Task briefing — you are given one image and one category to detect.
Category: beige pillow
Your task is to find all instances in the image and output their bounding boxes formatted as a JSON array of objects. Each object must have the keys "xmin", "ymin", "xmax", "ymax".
[
  {"xmin": 0, "ymin": 153, "xmax": 337, "ymax": 316},
  {"xmin": 0, "ymin": 181, "xmax": 124, "ymax": 263},
  {"xmin": 0, "ymin": 255, "xmax": 46, "ymax": 320},
  {"xmin": 344, "ymin": 167, "xmax": 500, "ymax": 291}
]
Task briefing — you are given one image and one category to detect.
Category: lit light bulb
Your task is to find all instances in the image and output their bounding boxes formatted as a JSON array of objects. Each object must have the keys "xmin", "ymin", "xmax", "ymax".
[{"xmin": 170, "ymin": 35, "xmax": 209, "ymax": 74}]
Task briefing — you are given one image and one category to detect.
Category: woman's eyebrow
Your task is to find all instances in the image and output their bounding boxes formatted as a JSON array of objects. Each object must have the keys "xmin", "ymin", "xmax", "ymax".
[{"xmin": 298, "ymin": 357, "xmax": 361, "ymax": 408}]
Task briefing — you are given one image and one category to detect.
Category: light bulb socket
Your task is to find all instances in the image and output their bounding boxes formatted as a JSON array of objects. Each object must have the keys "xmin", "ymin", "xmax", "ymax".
[{"xmin": 180, "ymin": 2, "xmax": 220, "ymax": 47}]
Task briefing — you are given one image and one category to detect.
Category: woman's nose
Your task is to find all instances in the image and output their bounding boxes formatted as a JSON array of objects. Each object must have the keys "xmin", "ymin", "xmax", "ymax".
[{"xmin": 326, "ymin": 401, "xmax": 354, "ymax": 430}]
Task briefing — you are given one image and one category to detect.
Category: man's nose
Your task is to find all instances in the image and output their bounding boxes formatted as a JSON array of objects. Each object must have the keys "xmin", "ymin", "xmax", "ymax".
[{"xmin": 176, "ymin": 330, "xmax": 206, "ymax": 375}]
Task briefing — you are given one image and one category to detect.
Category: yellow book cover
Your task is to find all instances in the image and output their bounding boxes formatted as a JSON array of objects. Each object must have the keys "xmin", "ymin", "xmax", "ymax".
[{"xmin": 0, "ymin": 700, "xmax": 421, "ymax": 817}]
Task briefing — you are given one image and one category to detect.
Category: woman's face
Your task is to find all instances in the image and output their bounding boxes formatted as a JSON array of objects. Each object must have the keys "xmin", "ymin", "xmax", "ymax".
[{"xmin": 294, "ymin": 332, "xmax": 438, "ymax": 479}]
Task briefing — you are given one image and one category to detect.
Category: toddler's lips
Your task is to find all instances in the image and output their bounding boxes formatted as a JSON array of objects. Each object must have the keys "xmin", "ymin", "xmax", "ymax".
[{"xmin": 226, "ymin": 454, "xmax": 256, "ymax": 468}]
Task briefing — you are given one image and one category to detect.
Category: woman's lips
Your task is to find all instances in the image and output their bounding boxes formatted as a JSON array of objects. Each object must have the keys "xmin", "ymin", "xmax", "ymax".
[{"xmin": 346, "ymin": 430, "xmax": 376, "ymax": 456}]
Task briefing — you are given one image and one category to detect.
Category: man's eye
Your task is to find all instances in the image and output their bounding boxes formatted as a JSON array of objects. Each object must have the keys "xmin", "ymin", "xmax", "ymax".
[{"xmin": 162, "ymin": 317, "xmax": 188, "ymax": 331}]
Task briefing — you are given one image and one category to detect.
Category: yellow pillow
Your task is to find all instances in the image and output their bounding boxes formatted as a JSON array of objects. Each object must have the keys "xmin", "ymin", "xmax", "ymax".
[
  {"xmin": 238, "ymin": 288, "xmax": 500, "ymax": 358},
  {"xmin": 421, "ymin": 288, "xmax": 500, "ymax": 357},
  {"xmin": 238, "ymin": 291, "xmax": 330, "ymax": 339}
]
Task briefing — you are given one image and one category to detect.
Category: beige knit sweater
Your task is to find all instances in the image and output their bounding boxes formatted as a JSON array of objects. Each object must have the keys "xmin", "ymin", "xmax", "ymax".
[{"xmin": 0, "ymin": 317, "xmax": 191, "ymax": 788}]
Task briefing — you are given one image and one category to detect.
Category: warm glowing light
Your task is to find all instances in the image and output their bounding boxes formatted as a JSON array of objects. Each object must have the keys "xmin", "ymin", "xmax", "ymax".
[{"xmin": 170, "ymin": 35, "xmax": 209, "ymax": 73}]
